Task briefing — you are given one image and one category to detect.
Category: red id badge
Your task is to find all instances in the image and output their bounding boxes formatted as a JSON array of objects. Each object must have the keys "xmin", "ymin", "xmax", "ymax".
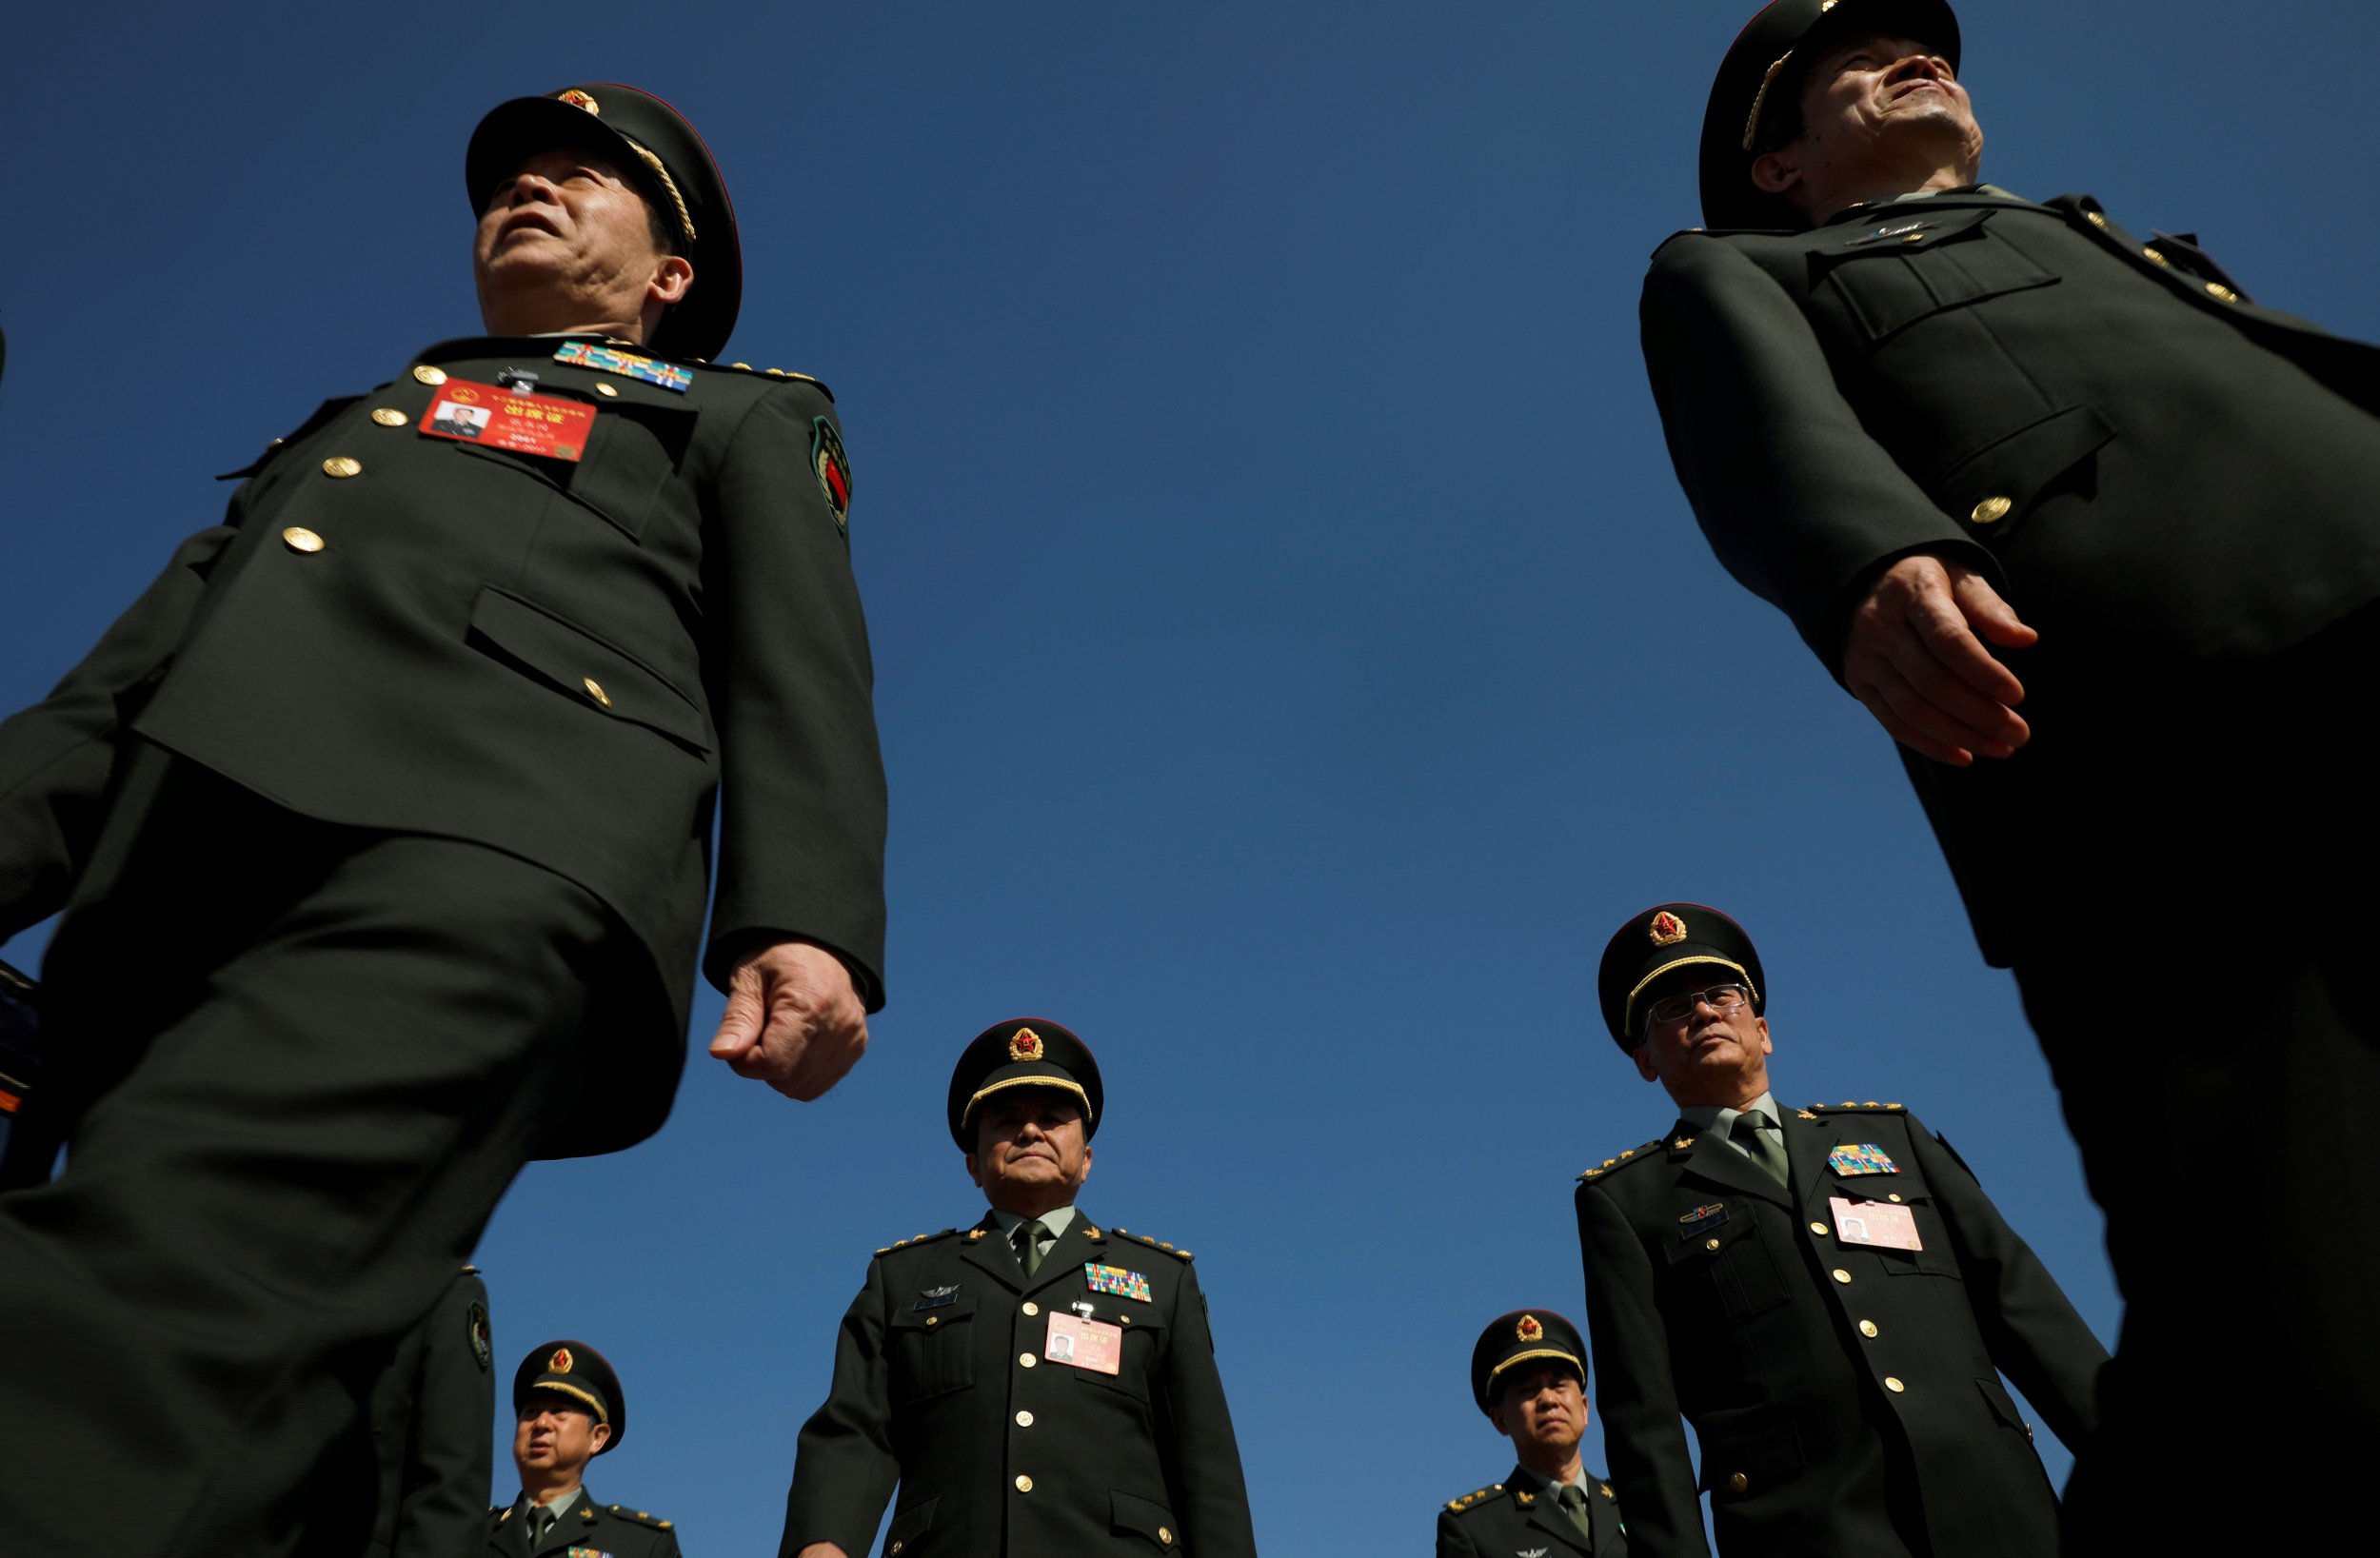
[
  {"xmin": 1044, "ymin": 1311, "xmax": 1122, "ymax": 1374},
  {"xmin": 418, "ymin": 380, "xmax": 594, "ymax": 462},
  {"xmin": 1830, "ymin": 1195, "xmax": 1924, "ymax": 1252}
]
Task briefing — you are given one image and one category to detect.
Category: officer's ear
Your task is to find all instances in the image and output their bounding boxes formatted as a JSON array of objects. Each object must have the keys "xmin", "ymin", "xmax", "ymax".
[
  {"xmin": 1631, "ymin": 1042, "xmax": 1660, "ymax": 1085},
  {"xmin": 646, "ymin": 254, "xmax": 693, "ymax": 307},
  {"xmin": 1749, "ymin": 149, "xmax": 1803, "ymax": 197},
  {"xmin": 1485, "ymin": 1398, "xmax": 1513, "ymax": 1439},
  {"xmin": 963, "ymin": 1149, "xmax": 984, "ymax": 1188},
  {"xmin": 588, "ymin": 1420, "xmax": 611, "ymax": 1454}
]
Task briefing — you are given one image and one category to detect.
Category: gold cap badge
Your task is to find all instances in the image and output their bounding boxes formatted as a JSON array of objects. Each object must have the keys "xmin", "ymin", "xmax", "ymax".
[
  {"xmin": 1650, "ymin": 911, "xmax": 1687, "ymax": 947},
  {"xmin": 1516, "ymin": 1314, "xmax": 1543, "ymax": 1343},
  {"xmin": 1008, "ymin": 1028, "xmax": 1044, "ymax": 1063},
  {"xmin": 557, "ymin": 89, "xmax": 600, "ymax": 114},
  {"xmin": 549, "ymin": 1347, "xmax": 574, "ymax": 1373}
]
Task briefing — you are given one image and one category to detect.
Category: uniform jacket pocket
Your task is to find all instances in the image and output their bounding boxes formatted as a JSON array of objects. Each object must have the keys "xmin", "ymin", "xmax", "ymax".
[
  {"xmin": 883, "ymin": 1494, "xmax": 937, "ymax": 1555},
  {"xmin": 1926, "ymin": 404, "xmax": 2114, "ymax": 540},
  {"xmin": 1663, "ymin": 1210, "xmax": 1792, "ymax": 1320},
  {"xmin": 888, "ymin": 1299, "xmax": 977, "ymax": 1404},
  {"xmin": 1109, "ymin": 1489, "xmax": 1180, "ymax": 1551},
  {"xmin": 1816, "ymin": 208, "xmax": 2058, "ymax": 344},
  {"xmin": 466, "ymin": 585, "xmax": 709, "ymax": 753}
]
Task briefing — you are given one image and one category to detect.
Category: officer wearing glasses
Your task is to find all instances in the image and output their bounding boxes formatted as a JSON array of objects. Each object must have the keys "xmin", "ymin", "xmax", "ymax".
[{"xmin": 1571, "ymin": 904, "xmax": 2106, "ymax": 1558}]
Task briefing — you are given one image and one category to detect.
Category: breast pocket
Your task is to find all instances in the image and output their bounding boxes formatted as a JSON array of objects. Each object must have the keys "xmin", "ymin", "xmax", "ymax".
[
  {"xmin": 1815, "ymin": 207, "xmax": 2057, "ymax": 345},
  {"xmin": 889, "ymin": 1300, "xmax": 978, "ymax": 1405},
  {"xmin": 1069, "ymin": 1311, "xmax": 1165, "ymax": 1403},
  {"xmin": 554, "ymin": 399, "xmax": 699, "ymax": 542},
  {"xmin": 1662, "ymin": 1213, "xmax": 1792, "ymax": 1320},
  {"xmin": 1835, "ymin": 1183, "xmax": 1963, "ymax": 1279}
]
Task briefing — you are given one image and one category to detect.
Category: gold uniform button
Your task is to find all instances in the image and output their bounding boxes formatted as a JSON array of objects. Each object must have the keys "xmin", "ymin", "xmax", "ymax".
[
  {"xmin": 1859, "ymin": 1319, "xmax": 1879, "ymax": 1338},
  {"xmin": 2087, "ymin": 209, "xmax": 2109, "ymax": 227},
  {"xmin": 1727, "ymin": 1472, "xmax": 1749, "ymax": 1493},
  {"xmin": 1159, "ymin": 1527, "xmax": 1173, "ymax": 1547},
  {"xmin": 1014, "ymin": 1475, "xmax": 1033, "ymax": 1493},
  {"xmin": 412, "ymin": 365, "xmax": 447, "ymax": 385},
  {"xmin": 322, "ymin": 457, "xmax": 363, "ymax": 479},
  {"xmin": 1833, "ymin": 1268, "xmax": 1853, "ymax": 1284},
  {"xmin": 282, "ymin": 526, "xmax": 326, "ymax": 553},
  {"xmin": 923, "ymin": 1316, "xmax": 937, "ymax": 1327},
  {"xmin": 582, "ymin": 678, "xmax": 611, "ymax": 708},
  {"xmin": 1971, "ymin": 495, "xmax": 2013, "ymax": 524},
  {"xmin": 2206, "ymin": 282, "xmax": 2241, "ymax": 303},
  {"xmin": 1019, "ymin": 1353, "xmax": 1036, "ymax": 1369},
  {"xmin": 2143, "ymin": 247, "xmax": 2171, "ymax": 266},
  {"xmin": 1705, "ymin": 1238, "xmax": 1721, "ymax": 1252},
  {"xmin": 890, "ymin": 1545, "xmax": 903, "ymax": 1556},
  {"xmin": 1016, "ymin": 1410, "xmax": 1034, "ymax": 1427},
  {"xmin": 1887, "ymin": 1193, "xmax": 1903, "ymax": 1205},
  {"xmin": 1810, "ymin": 1222, "xmax": 1830, "ymax": 1236},
  {"xmin": 370, "ymin": 408, "xmax": 408, "ymax": 426},
  {"xmin": 1885, "ymin": 1376, "xmax": 1906, "ymax": 1392},
  {"xmin": 1021, "ymin": 1301, "xmax": 1039, "ymax": 1317},
  {"xmin": 594, "ymin": 382, "xmax": 619, "ymax": 397}
]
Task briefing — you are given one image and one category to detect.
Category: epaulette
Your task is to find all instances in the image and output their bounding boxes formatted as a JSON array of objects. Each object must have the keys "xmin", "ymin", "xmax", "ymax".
[
  {"xmin": 1804, "ymin": 1101, "xmax": 1906, "ymax": 1114},
  {"xmin": 606, "ymin": 1505, "xmax": 674, "ymax": 1531},
  {"xmin": 1110, "ymin": 1228, "xmax": 1194, "ymax": 1261},
  {"xmin": 690, "ymin": 358, "xmax": 834, "ymax": 400},
  {"xmin": 1577, "ymin": 1137, "xmax": 1667, "ymax": 1183},
  {"xmin": 1444, "ymin": 1483, "xmax": 1506, "ymax": 1514},
  {"xmin": 874, "ymin": 1228, "xmax": 960, "ymax": 1256}
]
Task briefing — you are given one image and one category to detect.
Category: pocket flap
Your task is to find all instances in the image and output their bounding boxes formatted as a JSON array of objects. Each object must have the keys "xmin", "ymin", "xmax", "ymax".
[
  {"xmin": 890, "ymin": 1297, "xmax": 979, "ymax": 1331},
  {"xmin": 883, "ymin": 1495, "xmax": 937, "ymax": 1556},
  {"xmin": 466, "ymin": 585, "xmax": 709, "ymax": 752},
  {"xmin": 1974, "ymin": 1374, "xmax": 2030, "ymax": 1433},
  {"xmin": 1927, "ymin": 404, "xmax": 2115, "ymax": 535},
  {"xmin": 1699, "ymin": 1414, "xmax": 1806, "ymax": 1495},
  {"xmin": 1817, "ymin": 207, "xmax": 2058, "ymax": 343},
  {"xmin": 1109, "ymin": 1489, "xmax": 1180, "ymax": 1550}
]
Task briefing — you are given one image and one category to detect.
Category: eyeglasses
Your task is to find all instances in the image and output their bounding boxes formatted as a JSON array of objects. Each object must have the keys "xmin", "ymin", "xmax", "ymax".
[{"xmin": 1643, "ymin": 983, "xmax": 1753, "ymax": 1029}]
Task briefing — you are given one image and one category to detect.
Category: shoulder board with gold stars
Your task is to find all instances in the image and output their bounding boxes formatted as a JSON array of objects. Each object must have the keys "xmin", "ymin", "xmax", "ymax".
[
  {"xmin": 1109, "ymin": 1228, "xmax": 1194, "ymax": 1261},
  {"xmin": 1444, "ymin": 1483, "xmax": 1508, "ymax": 1515},
  {"xmin": 874, "ymin": 1228, "xmax": 961, "ymax": 1256},
  {"xmin": 1577, "ymin": 1136, "xmax": 1669, "ymax": 1183},
  {"xmin": 688, "ymin": 356, "xmax": 834, "ymax": 399},
  {"xmin": 1804, "ymin": 1101, "xmax": 1907, "ymax": 1114},
  {"xmin": 605, "ymin": 1505, "xmax": 674, "ymax": 1531}
]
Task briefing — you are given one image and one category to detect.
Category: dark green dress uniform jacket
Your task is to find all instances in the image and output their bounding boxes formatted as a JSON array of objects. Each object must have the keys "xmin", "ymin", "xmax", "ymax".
[
  {"xmin": 1436, "ymin": 1470, "xmax": 1627, "ymax": 1558},
  {"xmin": 485, "ymin": 1491, "xmax": 681, "ymax": 1558},
  {"xmin": 0, "ymin": 337, "xmax": 887, "ymax": 1151},
  {"xmin": 1573, "ymin": 1104, "xmax": 2104, "ymax": 1558},
  {"xmin": 367, "ymin": 1267, "xmax": 492, "ymax": 1557},
  {"xmin": 782, "ymin": 1212, "xmax": 1259, "ymax": 1558},
  {"xmin": 1637, "ymin": 192, "xmax": 2380, "ymax": 964}
]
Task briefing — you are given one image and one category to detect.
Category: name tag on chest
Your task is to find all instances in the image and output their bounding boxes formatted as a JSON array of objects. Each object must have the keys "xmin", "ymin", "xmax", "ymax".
[
  {"xmin": 418, "ymin": 380, "xmax": 594, "ymax": 462},
  {"xmin": 1830, "ymin": 1195, "xmax": 1924, "ymax": 1251},
  {"xmin": 1044, "ymin": 1310, "xmax": 1122, "ymax": 1374}
]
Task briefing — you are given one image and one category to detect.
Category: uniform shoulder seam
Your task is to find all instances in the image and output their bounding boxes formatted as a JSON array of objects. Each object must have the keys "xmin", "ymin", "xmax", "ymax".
[
  {"xmin": 1577, "ymin": 1136, "xmax": 1667, "ymax": 1183},
  {"xmin": 872, "ymin": 1228, "xmax": 961, "ymax": 1256}
]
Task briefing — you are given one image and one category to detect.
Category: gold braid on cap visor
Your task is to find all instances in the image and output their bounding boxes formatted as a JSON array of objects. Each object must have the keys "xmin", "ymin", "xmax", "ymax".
[
  {"xmin": 1626, "ymin": 957, "xmax": 1756, "ymax": 1032},
  {"xmin": 1489, "ymin": 1348, "xmax": 1585, "ymax": 1387},
  {"xmin": 962, "ymin": 1075, "xmax": 1094, "ymax": 1131},
  {"xmin": 622, "ymin": 137, "xmax": 697, "ymax": 247},
  {"xmin": 533, "ymin": 1380, "xmax": 609, "ymax": 1424}
]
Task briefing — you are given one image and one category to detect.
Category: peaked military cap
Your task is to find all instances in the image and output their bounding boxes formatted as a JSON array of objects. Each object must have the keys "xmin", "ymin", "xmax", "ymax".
[
  {"xmin": 1471, "ymin": 1309, "xmax": 1588, "ymax": 1411},
  {"xmin": 466, "ymin": 83, "xmax": 744, "ymax": 362},
  {"xmin": 1700, "ymin": 0, "xmax": 1961, "ymax": 229},
  {"xmin": 1598, "ymin": 902, "xmax": 1766, "ymax": 1052},
  {"xmin": 948, "ymin": 1017, "xmax": 1103, "ymax": 1149},
  {"xmin": 513, "ymin": 1338, "xmax": 626, "ymax": 1452}
]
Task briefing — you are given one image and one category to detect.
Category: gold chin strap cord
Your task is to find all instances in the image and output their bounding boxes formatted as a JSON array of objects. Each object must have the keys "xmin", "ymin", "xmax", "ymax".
[{"xmin": 623, "ymin": 138, "xmax": 697, "ymax": 247}]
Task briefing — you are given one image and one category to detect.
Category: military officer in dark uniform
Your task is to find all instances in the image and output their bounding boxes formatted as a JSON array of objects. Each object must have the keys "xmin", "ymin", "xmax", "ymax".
[
  {"xmin": 1639, "ymin": 3, "xmax": 2380, "ymax": 1538},
  {"xmin": 0, "ymin": 83, "xmax": 886, "ymax": 1556},
  {"xmin": 1573, "ymin": 904, "xmax": 2104, "ymax": 1558},
  {"xmin": 781, "ymin": 1018, "xmax": 1259, "ymax": 1558},
  {"xmin": 361, "ymin": 1266, "xmax": 496, "ymax": 1558},
  {"xmin": 1438, "ymin": 1310, "xmax": 1627, "ymax": 1558},
  {"xmin": 487, "ymin": 1341, "xmax": 680, "ymax": 1558}
]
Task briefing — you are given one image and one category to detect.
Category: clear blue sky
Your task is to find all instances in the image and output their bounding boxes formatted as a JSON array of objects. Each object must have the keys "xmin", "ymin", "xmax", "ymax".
[{"xmin": 5, "ymin": 2, "xmax": 2371, "ymax": 1551}]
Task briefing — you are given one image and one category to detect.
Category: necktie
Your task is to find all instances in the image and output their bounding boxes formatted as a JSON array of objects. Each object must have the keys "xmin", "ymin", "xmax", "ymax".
[
  {"xmin": 1731, "ymin": 1110, "xmax": 1789, "ymax": 1187},
  {"xmin": 1012, "ymin": 1218, "xmax": 1044, "ymax": 1277},
  {"xmin": 524, "ymin": 1505, "xmax": 554, "ymax": 1552},
  {"xmin": 1557, "ymin": 1483, "xmax": 1596, "ymax": 1544}
]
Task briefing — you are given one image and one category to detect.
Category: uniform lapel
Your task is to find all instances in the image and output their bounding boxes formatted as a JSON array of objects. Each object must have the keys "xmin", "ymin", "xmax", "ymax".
[
  {"xmin": 1505, "ymin": 1468, "xmax": 1596, "ymax": 1557},
  {"xmin": 958, "ymin": 1212, "xmax": 1024, "ymax": 1293},
  {"xmin": 1021, "ymin": 1212, "xmax": 1102, "ymax": 1300},
  {"xmin": 1784, "ymin": 1109, "xmax": 1835, "ymax": 1209},
  {"xmin": 1670, "ymin": 1119, "xmax": 1790, "ymax": 1209}
]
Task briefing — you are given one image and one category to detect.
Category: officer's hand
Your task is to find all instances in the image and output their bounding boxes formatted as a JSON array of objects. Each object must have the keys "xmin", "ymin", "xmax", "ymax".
[
  {"xmin": 1842, "ymin": 554, "xmax": 2038, "ymax": 766},
  {"xmin": 707, "ymin": 940, "xmax": 867, "ymax": 1101},
  {"xmin": 792, "ymin": 1547, "xmax": 850, "ymax": 1558}
]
